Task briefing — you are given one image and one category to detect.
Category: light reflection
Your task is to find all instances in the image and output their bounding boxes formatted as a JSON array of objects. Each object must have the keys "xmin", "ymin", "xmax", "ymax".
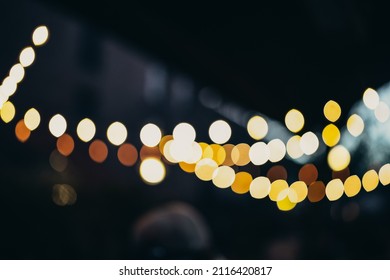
[
  {"xmin": 49, "ymin": 150, "xmax": 68, "ymax": 172},
  {"xmin": 52, "ymin": 184, "xmax": 77, "ymax": 206}
]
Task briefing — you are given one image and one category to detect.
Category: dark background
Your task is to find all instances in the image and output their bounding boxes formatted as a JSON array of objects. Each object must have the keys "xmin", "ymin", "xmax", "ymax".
[{"xmin": 1, "ymin": 0, "xmax": 390, "ymax": 259}]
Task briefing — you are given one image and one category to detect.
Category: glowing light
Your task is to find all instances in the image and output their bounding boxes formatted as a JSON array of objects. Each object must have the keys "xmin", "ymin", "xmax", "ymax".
[
  {"xmin": 24, "ymin": 108, "xmax": 40, "ymax": 131},
  {"xmin": 267, "ymin": 139, "xmax": 286, "ymax": 163},
  {"xmin": 289, "ymin": 181, "xmax": 308, "ymax": 203},
  {"xmin": 56, "ymin": 134, "xmax": 75, "ymax": 156},
  {"xmin": 247, "ymin": 115, "xmax": 268, "ymax": 140},
  {"xmin": 327, "ymin": 145, "xmax": 351, "ymax": 171},
  {"xmin": 285, "ymin": 109, "xmax": 304, "ymax": 133},
  {"xmin": 203, "ymin": 144, "xmax": 226, "ymax": 165},
  {"xmin": 323, "ymin": 100, "xmax": 341, "ymax": 122},
  {"xmin": 163, "ymin": 140, "xmax": 178, "ymax": 163},
  {"xmin": 195, "ymin": 158, "xmax": 218, "ymax": 181},
  {"xmin": 1, "ymin": 77, "xmax": 17, "ymax": 97},
  {"xmin": 52, "ymin": 184, "xmax": 77, "ymax": 206},
  {"xmin": 308, "ymin": 181, "xmax": 326, "ymax": 202},
  {"xmin": 250, "ymin": 177, "xmax": 271, "ymax": 199},
  {"xmin": 139, "ymin": 158, "xmax": 166, "ymax": 185},
  {"xmin": 139, "ymin": 146, "xmax": 160, "ymax": 161},
  {"xmin": 249, "ymin": 142, "xmax": 270, "ymax": 165},
  {"xmin": 362, "ymin": 169, "xmax": 379, "ymax": 192},
  {"xmin": 15, "ymin": 119, "xmax": 30, "ymax": 142},
  {"xmin": 49, "ymin": 150, "xmax": 68, "ymax": 172},
  {"xmin": 159, "ymin": 135, "xmax": 173, "ymax": 154},
  {"xmin": 277, "ymin": 196, "xmax": 296, "ymax": 211},
  {"xmin": 298, "ymin": 164, "xmax": 318, "ymax": 185},
  {"xmin": 347, "ymin": 114, "xmax": 364, "ymax": 137},
  {"xmin": 49, "ymin": 114, "xmax": 67, "ymax": 137},
  {"xmin": 379, "ymin": 164, "xmax": 390, "ymax": 186},
  {"xmin": 140, "ymin": 123, "xmax": 162, "ymax": 147},
  {"xmin": 117, "ymin": 143, "xmax": 138, "ymax": 166},
  {"xmin": 332, "ymin": 167, "xmax": 350, "ymax": 182},
  {"xmin": 325, "ymin": 179, "xmax": 344, "ymax": 201},
  {"xmin": 32, "ymin": 26, "xmax": 49, "ymax": 46},
  {"xmin": 363, "ymin": 88, "xmax": 379, "ymax": 110},
  {"xmin": 1, "ymin": 101, "xmax": 15, "ymax": 123},
  {"xmin": 267, "ymin": 165, "xmax": 288, "ymax": 182},
  {"xmin": 77, "ymin": 118, "xmax": 96, "ymax": 142},
  {"xmin": 208, "ymin": 120, "xmax": 231, "ymax": 144},
  {"xmin": 322, "ymin": 124, "xmax": 340, "ymax": 147},
  {"xmin": 374, "ymin": 101, "xmax": 390, "ymax": 123},
  {"xmin": 212, "ymin": 166, "xmax": 235, "ymax": 188},
  {"xmin": 19, "ymin": 47, "xmax": 35, "ymax": 67},
  {"xmin": 89, "ymin": 139, "xmax": 108, "ymax": 163},
  {"xmin": 300, "ymin": 131, "xmax": 319, "ymax": 155},
  {"xmin": 169, "ymin": 140, "xmax": 200, "ymax": 163},
  {"xmin": 173, "ymin": 122, "xmax": 196, "ymax": 143},
  {"xmin": 231, "ymin": 172, "xmax": 252, "ymax": 194},
  {"xmin": 222, "ymin": 144, "xmax": 235, "ymax": 166},
  {"xmin": 9, "ymin": 64, "xmax": 25, "ymax": 83},
  {"xmin": 269, "ymin": 179, "xmax": 289, "ymax": 201},
  {"xmin": 231, "ymin": 143, "xmax": 251, "ymax": 166},
  {"xmin": 179, "ymin": 162, "xmax": 196, "ymax": 173},
  {"xmin": 107, "ymin": 121, "xmax": 127, "ymax": 146},
  {"xmin": 344, "ymin": 175, "xmax": 361, "ymax": 197},
  {"xmin": 286, "ymin": 135, "xmax": 303, "ymax": 159}
]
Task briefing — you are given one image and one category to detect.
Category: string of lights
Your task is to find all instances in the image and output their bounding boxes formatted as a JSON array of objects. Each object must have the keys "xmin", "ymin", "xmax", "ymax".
[{"xmin": 2, "ymin": 25, "xmax": 390, "ymax": 211}]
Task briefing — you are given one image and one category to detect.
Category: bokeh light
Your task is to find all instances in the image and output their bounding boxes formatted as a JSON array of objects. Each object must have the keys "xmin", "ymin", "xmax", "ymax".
[
  {"xmin": 24, "ymin": 108, "xmax": 40, "ymax": 131},
  {"xmin": 231, "ymin": 172, "xmax": 252, "ymax": 194},
  {"xmin": 327, "ymin": 145, "xmax": 351, "ymax": 171},
  {"xmin": 173, "ymin": 122, "xmax": 196, "ymax": 143},
  {"xmin": 179, "ymin": 162, "xmax": 196, "ymax": 173},
  {"xmin": 344, "ymin": 175, "xmax": 361, "ymax": 197},
  {"xmin": 163, "ymin": 140, "xmax": 179, "ymax": 163},
  {"xmin": 56, "ymin": 133, "xmax": 75, "ymax": 156},
  {"xmin": 298, "ymin": 164, "xmax": 318, "ymax": 186},
  {"xmin": 323, "ymin": 100, "xmax": 341, "ymax": 122},
  {"xmin": 222, "ymin": 144, "xmax": 235, "ymax": 166},
  {"xmin": 231, "ymin": 143, "xmax": 251, "ymax": 166},
  {"xmin": 267, "ymin": 165, "xmax": 288, "ymax": 182},
  {"xmin": 277, "ymin": 196, "xmax": 296, "ymax": 211},
  {"xmin": 19, "ymin": 47, "xmax": 35, "ymax": 67},
  {"xmin": 49, "ymin": 114, "xmax": 67, "ymax": 137},
  {"xmin": 308, "ymin": 181, "xmax": 326, "ymax": 202},
  {"xmin": 15, "ymin": 119, "xmax": 30, "ymax": 143},
  {"xmin": 267, "ymin": 139, "xmax": 286, "ymax": 163},
  {"xmin": 249, "ymin": 176, "xmax": 271, "ymax": 199},
  {"xmin": 9, "ymin": 64, "xmax": 25, "ymax": 83},
  {"xmin": 289, "ymin": 181, "xmax": 308, "ymax": 203},
  {"xmin": 32, "ymin": 26, "xmax": 49, "ymax": 46},
  {"xmin": 322, "ymin": 124, "xmax": 340, "ymax": 147},
  {"xmin": 159, "ymin": 135, "xmax": 173, "ymax": 154},
  {"xmin": 209, "ymin": 120, "xmax": 231, "ymax": 144},
  {"xmin": 107, "ymin": 121, "xmax": 127, "ymax": 146},
  {"xmin": 247, "ymin": 115, "xmax": 268, "ymax": 140},
  {"xmin": 325, "ymin": 179, "xmax": 344, "ymax": 201},
  {"xmin": 89, "ymin": 139, "xmax": 108, "ymax": 163},
  {"xmin": 379, "ymin": 164, "xmax": 390, "ymax": 186},
  {"xmin": 347, "ymin": 114, "xmax": 364, "ymax": 137},
  {"xmin": 286, "ymin": 135, "xmax": 303, "ymax": 159},
  {"xmin": 284, "ymin": 109, "xmax": 304, "ymax": 133},
  {"xmin": 140, "ymin": 123, "xmax": 162, "ymax": 147},
  {"xmin": 52, "ymin": 184, "xmax": 77, "ymax": 206},
  {"xmin": 362, "ymin": 169, "xmax": 379, "ymax": 192},
  {"xmin": 332, "ymin": 167, "xmax": 350, "ymax": 182},
  {"xmin": 139, "ymin": 158, "xmax": 166, "ymax": 185},
  {"xmin": 269, "ymin": 179, "xmax": 289, "ymax": 201},
  {"xmin": 140, "ymin": 146, "xmax": 161, "ymax": 161},
  {"xmin": 117, "ymin": 143, "xmax": 138, "ymax": 167},
  {"xmin": 300, "ymin": 131, "xmax": 319, "ymax": 155},
  {"xmin": 212, "ymin": 166, "xmax": 235, "ymax": 188},
  {"xmin": 1, "ymin": 77, "xmax": 17, "ymax": 97},
  {"xmin": 77, "ymin": 118, "xmax": 96, "ymax": 142},
  {"xmin": 1, "ymin": 101, "xmax": 15, "ymax": 123},
  {"xmin": 49, "ymin": 150, "xmax": 68, "ymax": 172},
  {"xmin": 374, "ymin": 101, "xmax": 390, "ymax": 123},
  {"xmin": 249, "ymin": 142, "xmax": 270, "ymax": 165},
  {"xmin": 195, "ymin": 158, "xmax": 218, "ymax": 181},
  {"xmin": 363, "ymin": 88, "xmax": 379, "ymax": 110}
]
